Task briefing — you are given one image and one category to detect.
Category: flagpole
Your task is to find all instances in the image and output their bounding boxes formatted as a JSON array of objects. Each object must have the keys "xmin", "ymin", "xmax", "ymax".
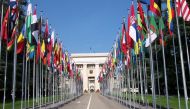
[
  {"xmin": 174, "ymin": 1, "xmax": 189, "ymax": 108},
  {"xmin": 2, "ymin": 41, "xmax": 8, "ymax": 109},
  {"xmin": 144, "ymin": 3, "xmax": 156, "ymax": 108},
  {"xmin": 0, "ymin": 0, "xmax": 4, "ymax": 61},
  {"xmin": 24, "ymin": 50, "xmax": 28, "ymax": 108},
  {"xmin": 21, "ymin": 47, "xmax": 25, "ymax": 109},
  {"xmin": 182, "ymin": 21, "xmax": 190, "ymax": 76},
  {"xmin": 154, "ymin": 42, "xmax": 161, "ymax": 109},
  {"xmin": 172, "ymin": 34, "xmax": 181, "ymax": 109},
  {"xmin": 28, "ymin": 58, "xmax": 31, "ymax": 108},
  {"xmin": 32, "ymin": 55, "xmax": 36, "ymax": 109},
  {"xmin": 12, "ymin": 28, "xmax": 18, "ymax": 109},
  {"xmin": 45, "ymin": 65, "xmax": 47, "ymax": 107}
]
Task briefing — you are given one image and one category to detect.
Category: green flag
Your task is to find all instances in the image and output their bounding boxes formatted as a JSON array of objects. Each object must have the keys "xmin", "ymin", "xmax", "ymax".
[{"xmin": 26, "ymin": 3, "xmax": 32, "ymax": 43}]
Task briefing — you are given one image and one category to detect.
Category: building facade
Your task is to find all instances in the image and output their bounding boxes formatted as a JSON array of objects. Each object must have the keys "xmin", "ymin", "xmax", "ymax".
[{"xmin": 71, "ymin": 53, "xmax": 108, "ymax": 92}]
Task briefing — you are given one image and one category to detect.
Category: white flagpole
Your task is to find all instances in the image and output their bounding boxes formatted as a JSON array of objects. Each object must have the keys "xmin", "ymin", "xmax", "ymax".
[
  {"xmin": 0, "ymin": 0, "xmax": 4, "ymax": 60},
  {"xmin": 12, "ymin": 29, "xmax": 18, "ymax": 109},
  {"xmin": 2, "ymin": 41, "xmax": 8, "ymax": 109},
  {"xmin": 174, "ymin": 0, "xmax": 189, "ymax": 108},
  {"xmin": 155, "ymin": 42, "xmax": 161, "ymax": 109},
  {"xmin": 21, "ymin": 48, "xmax": 26, "ymax": 109},
  {"xmin": 32, "ymin": 55, "xmax": 36, "ymax": 109},
  {"xmin": 172, "ymin": 35, "xmax": 181, "ymax": 109}
]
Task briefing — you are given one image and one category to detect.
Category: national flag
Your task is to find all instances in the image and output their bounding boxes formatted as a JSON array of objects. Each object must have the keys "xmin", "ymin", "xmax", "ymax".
[
  {"xmin": 31, "ymin": 5, "xmax": 38, "ymax": 45},
  {"xmin": 137, "ymin": 1, "xmax": 147, "ymax": 40},
  {"xmin": 36, "ymin": 40, "xmax": 41, "ymax": 63},
  {"xmin": 176, "ymin": 0, "xmax": 190, "ymax": 21},
  {"xmin": 145, "ymin": 16, "xmax": 158, "ymax": 47},
  {"xmin": 129, "ymin": 2, "xmax": 137, "ymax": 43},
  {"xmin": 41, "ymin": 39, "xmax": 46, "ymax": 59},
  {"xmin": 127, "ymin": 12, "xmax": 133, "ymax": 48},
  {"xmin": 150, "ymin": 0, "xmax": 161, "ymax": 17},
  {"xmin": 26, "ymin": 42, "xmax": 35, "ymax": 60},
  {"xmin": 1, "ymin": 8, "xmax": 10, "ymax": 41},
  {"xmin": 9, "ymin": 0, "xmax": 18, "ymax": 22},
  {"xmin": 121, "ymin": 22, "xmax": 127, "ymax": 54},
  {"xmin": 17, "ymin": 24, "xmax": 26, "ymax": 54},
  {"xmin": 44, "ymin": 19, "xmax": 49, "ymax": 38},
  {"xmin": 26, "ymin": 3, "xmax": 32, "ymax": 43},
  {"xmin": 140, "ymin": 0, "xmax": 150, "ymax": 4},
  {"xmin": 167, "ymin": 0, "xmax": 174, "ymax": 35},
  {"xmin": 7, "ymin": 15, "xmax": 19, "ymax": 51}
]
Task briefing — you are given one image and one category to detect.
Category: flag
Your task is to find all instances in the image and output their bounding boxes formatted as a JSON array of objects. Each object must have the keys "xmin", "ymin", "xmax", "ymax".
[
  {"xmin": 9, "ymin": 0, "xmax": 18, "ymax": 22},
  {"xmin": 150, "ymin": 0, "xmax": 161, "ymax": 17},
  {"xmin": 17, "ymin": 25, "xmax": 26, "ymax": 54},
  {"xmin": 41, "ymin": 39, "xmax": 46, "ymax": 59},
  {"xmin": 26, "ymin": 3, "xmax": 32, "ymax": 43},
  {"xmin": 31, "ymin": 5, "xmax": 38, "ymax": 45},
  {"xmin": 145, "ymin": 16, "xmax": 158, "ymax": 47},
  {"xmin": 36, "ymin": 40, "xmax": 41, "ymax": 63},
  {"xmin": 176, "ymin": 0, "xmax": 190, "ymax": 21},
  {"xmin": 26, "ymin": 42, "xmax": 35, "ymax": 60},
  {"xmin": 121, "ymin": 22, "xmax": 127, "ymax": 54},
  {"xmin": 140, "ymin": 0, "xmax": 150, "ymax": 4},
  {"xmin": 127, "ymin": 12, "xmax": 133, "ymax": 48},
  {"xmin": 44, "ymin": 19, "xmax": 49, "ymax": 38},
  {"xmin": 7, "ymin": 16, "xmax": 19, "ymax": 51},
  {"xmin": 129, "ymin": 2, "xmax": 137, "ymax": 43},
  {"xmin": 137, "ymin": 1, "xmax": 147, "ymax": 40},
  {"xmin": 1, "ymin": 8, "xmax": 10, "ymax": 41},
  {"xmin": 167, "ymin": 0, "xmax": 174, "ymax": 35}
]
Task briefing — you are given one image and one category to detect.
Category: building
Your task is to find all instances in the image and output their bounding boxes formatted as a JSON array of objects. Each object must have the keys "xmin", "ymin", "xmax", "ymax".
[{"xmin": 71, "ymin": 53, "xmax": 108, "ymax": 92}]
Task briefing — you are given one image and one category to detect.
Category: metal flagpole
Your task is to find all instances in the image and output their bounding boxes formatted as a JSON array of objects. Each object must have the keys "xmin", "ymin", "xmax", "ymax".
[
  {"xmin": 24, "ymin": 52, "xmax": 28, "ymax": 108},
  {"xmin": 139, "ymin": 58, "xmax": 144, "ymax": 104},
  {"xmin": 145, "ymin": 4, "xmax": 156, "ymax": 108},
  {"xmin": 21, "ymin": 48, "xmax": 25, "ymax": 109},
  {"xmin": 127, "ymin": 68, "xmax": 131, "ymax": 109},
  {"xmin": 32, "ymin": 55, "xmax": 36, "ymax": 109},
  {"xmin": 0, "ymin": 0, "xmax": 4, "ymax": 60},
  {"xmin": 39, "ymin": 57, "xmax": 41, "ymax": 107},
  {"xmin": 182, "ymin": 21, "xmax": 190, "ymax": 76},
  {"xmin": 172, "ymin": 35, "xmax": 181, "ymax": 109},
  {"xmin": 45, "ymin": 65, "xmax": 47, "ymax": 107},
  {"xmin": 2, "ymin": 41, "xmax": 8, "ymax": 109},
  {"xmin": 28, "ymin": 59, "xmax": 31, "ymax": 107},
  {"xmin": 174, "ymin": 1, "xmax": 189, "ymax": 108},
  {"xmin": 155, "ymin": 42, "xmax": 161, "ymax": 109},
  {"xmin": 159, "ymin": 16, "xmax": 170, "ymax": 109},
  {"xmin": 42, "ymin": 63, "xmax": 44, "ymax": 104},
  {"xmin": 12, "ymin": 27, "xmax": 18, "ymax": 109}
]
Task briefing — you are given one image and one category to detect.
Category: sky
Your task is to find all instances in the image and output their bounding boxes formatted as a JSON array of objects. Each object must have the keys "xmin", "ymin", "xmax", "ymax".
[{"xmin": 33, "ymin": 0, "xmax": 131, "ymax": 53}]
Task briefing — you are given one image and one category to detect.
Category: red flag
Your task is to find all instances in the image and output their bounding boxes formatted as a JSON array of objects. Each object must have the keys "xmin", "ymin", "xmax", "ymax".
[
  {"xmin": 127, "ymin": 13, "xmax": 133, "ymax": 48},
  {"xmin": 17, "ymin": 41, "xmax": 25, "ymax": 54},
  {"xmin": 1, "ymin": 8, "xmax": 10, "ymax": 41},
  {"xmin": 36, "ymin": 40, "xmax": 41, "ymax": 63},
  {"xmin": 121, "ymin": 22, "xmax": 127, "ymax": 54}
]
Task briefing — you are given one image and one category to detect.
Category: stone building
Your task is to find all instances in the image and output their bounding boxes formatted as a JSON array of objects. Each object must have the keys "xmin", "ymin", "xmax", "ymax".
[{"xmin": 71, "ymin": 53, "xmax": 108, "ymax": 92}]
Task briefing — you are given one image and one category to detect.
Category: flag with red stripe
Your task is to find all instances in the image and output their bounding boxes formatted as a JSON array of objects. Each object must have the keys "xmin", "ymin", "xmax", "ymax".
[{"xmin": 176, "ymin": 0, "xmax": 190, "ymax": 21}]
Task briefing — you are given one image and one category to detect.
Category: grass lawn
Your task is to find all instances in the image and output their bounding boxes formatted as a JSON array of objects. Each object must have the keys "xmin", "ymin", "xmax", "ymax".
[
  {"xmin": 0, "ymin": 94, "xmax": 73, "ymax": 109},
  {"xmin": 125, "ymin": 93, "xmax": 190, "ymax": 109}
]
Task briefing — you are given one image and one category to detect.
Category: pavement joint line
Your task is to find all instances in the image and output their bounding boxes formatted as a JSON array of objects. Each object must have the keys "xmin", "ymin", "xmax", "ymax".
[{"xmin": 87, "ymin": 94, "xmax": 92, "ymax": 109}]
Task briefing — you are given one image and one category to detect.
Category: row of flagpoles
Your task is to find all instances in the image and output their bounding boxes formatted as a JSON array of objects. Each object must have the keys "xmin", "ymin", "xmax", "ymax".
[
  {"xmin": 98, "ymin": 0, "xmax": 189, "ymax": 109},
  {"xmin": 0, "ymin": 0, "xmax": 83, "ymax": 109}
]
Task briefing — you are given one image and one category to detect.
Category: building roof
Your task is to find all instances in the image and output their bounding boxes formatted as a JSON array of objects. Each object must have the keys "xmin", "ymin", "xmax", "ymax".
[{"xmin": 71, "ymin": 53, "xmax": 109, "ymax": 58}]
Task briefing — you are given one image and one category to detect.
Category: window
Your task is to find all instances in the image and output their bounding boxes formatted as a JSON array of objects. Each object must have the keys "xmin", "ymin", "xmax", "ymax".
[
  {"xmin": 87, "ymin": 64, "xmax": 95, "ymax": 69},
  {"xmin": 89, "ymin": 70, "xmax": 93, "ymax": 74},
  {"xmin": 99, "ymin": 64, "xmax": 103, "ymax": 68},
  {"xmin": 77, "ymin": 64, "xmax": 83, "ymax": 69}
]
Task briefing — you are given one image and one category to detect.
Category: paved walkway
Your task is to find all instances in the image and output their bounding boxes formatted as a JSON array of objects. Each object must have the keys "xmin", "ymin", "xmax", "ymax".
[{"xmin": 59, "ymin": 93, "xmax": 126, "ymax": 109}]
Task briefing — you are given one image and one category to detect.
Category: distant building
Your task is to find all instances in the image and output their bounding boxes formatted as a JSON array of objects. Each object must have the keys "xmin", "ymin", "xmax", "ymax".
[{"xmin": 71, "ymin": 53, "xmax": 108, "ymax": 92}]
